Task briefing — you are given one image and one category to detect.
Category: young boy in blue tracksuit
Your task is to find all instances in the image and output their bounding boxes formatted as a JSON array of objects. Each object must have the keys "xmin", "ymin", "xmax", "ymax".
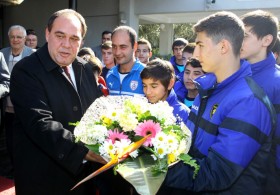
[
  {"xmin": 158, "ymin": 11, "xmax": 276, "ymax": 195},
  {"xmin": 241, "ymin": 10, "xmax": 280, "ymax": 195},
  {"xmin": 140, "ymin": 58, "xmax": 190, "ymax": 125},
  {"xmin": 174, "ymin": 58, "xmax": 204, "ymax": 108}
]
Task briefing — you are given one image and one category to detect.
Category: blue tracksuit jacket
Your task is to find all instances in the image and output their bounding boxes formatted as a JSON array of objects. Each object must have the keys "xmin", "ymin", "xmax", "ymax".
[
  {"xmin": 163, "ymin": 61, "xmax": 276, "ymax": 194},
  {"xmin": 249, "ymin": 52, "xmax": 280, "ymax": 194},
  {"xmin": 170, "ymin": 56, "xmax": 183, "ymax": 77},
  {"xmin": 166, "ymin": 89, "xmax": 190, "ymax": 125}
]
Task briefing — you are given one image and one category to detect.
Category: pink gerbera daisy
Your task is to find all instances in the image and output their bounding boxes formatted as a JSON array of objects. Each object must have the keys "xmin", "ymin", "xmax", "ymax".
[
  {"xmin": 135, "ymin": 120, "xmax": 161, "ymax": 146},
  {"xmin": 107, "ymin": 129, "xmax": 129, "ymax": 144}
]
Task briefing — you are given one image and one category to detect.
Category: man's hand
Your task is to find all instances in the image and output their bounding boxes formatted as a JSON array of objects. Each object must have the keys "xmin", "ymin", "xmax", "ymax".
[{"xmin": 85, "ymin": 150, "xmax": 107, "ymax": 164}]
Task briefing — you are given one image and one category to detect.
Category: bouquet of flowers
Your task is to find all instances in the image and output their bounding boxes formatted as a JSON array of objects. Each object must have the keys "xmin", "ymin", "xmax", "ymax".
[{"xmin": 72, "ymin": 96, "xmax": 198, "ymax": 195}]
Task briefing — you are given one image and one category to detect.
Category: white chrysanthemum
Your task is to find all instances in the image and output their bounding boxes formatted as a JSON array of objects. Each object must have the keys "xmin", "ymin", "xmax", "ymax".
[
  {"xmin": 74, "ymin": 124, "xmax": 108, "ymax": 145},
  {"xmin": 155, "ymin": 145, "xmax": 167, "ymax": 159},
  {"xmin": 103, "ymin": 107, "xmax": 122, "ymax": 122},
  {"xmin": 151, "ymin": 132, "xmax": 170, "ymax": 158},
  {"xmin": 178, "ymin": 139, "xmax": 188, "ymax": 154},
  {"xmin": 99, "ymin": 139, "xmax": 116, "ymax": 160},
  {"xmin": 151, "ymin": 131, "xmax": 168, "ymax": 148},
  {"xmin": 114, "ymin": 139, "xmax": 139, "ymax": 158},
  {"xmin": 118, "ymin": 112, "xmax": 139, "ymax": 132},
  {"xmin": 149, "ymin": 101, "xmax": 176, "ymax": 125},
  {"xmin": 166, "ymin": 134, "xmax": 179, "ymax": 153},
  {"xmin": 127, "ymin": 98, "xmax": 150, "ymax": 115}
]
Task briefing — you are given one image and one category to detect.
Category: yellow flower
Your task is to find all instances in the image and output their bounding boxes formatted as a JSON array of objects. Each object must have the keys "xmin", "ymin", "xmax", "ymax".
[
  {"xmin": 102, "ymin": 117, "xmax": 112, "ymax": 126},
  {"xmin": 157, "ymin": 148, "xmax": 164, "ymax": 155},
  {"xmin": 167, "ymin": 153, "xmax": 176, "ymax": 164}
]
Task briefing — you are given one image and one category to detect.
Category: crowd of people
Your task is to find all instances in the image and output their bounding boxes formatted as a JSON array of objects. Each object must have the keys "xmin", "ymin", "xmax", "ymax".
[{"xmin": 0, "ymin": 7, "xmax": 279, "ymax": 195}]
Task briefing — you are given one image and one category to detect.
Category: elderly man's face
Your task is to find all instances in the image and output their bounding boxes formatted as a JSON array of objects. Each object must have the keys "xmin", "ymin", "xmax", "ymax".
[{"xmin": 9, "ymin": 28, "xmax": 26, "ymax": 51}]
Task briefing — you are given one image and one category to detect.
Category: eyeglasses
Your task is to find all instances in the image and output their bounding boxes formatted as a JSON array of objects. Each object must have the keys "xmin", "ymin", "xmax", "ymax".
[{"xmin": 9, "ymin": 35, "xmax": 24, "ymax": 40}]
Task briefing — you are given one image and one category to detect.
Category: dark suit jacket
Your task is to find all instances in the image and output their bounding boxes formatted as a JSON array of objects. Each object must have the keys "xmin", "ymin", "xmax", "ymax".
[{"xmin": 10, "ymin": 43, "xmax": 101, "ymax": 195}]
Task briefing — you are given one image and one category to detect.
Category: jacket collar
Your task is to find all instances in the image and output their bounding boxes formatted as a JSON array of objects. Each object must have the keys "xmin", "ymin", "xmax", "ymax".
[
  {"xmin": 113, "ymin": 59, "xmax": 144, "ymax": 75},
  {"xmin": 195, "ymin": 60, "xmax": 252, "ymax": 98},
  {"xmin": 250, "ymin": 51, "xmax": 276, "ymax": 74}
]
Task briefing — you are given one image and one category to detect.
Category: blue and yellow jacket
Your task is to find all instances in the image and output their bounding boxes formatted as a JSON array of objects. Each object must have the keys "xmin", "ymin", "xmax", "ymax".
[
  {"xmin": 249, "ymin": 52, "xmax": 280, "ymax": 194},
  {"xmin": 164, "ymin": 61, "xmax": 276, "ymax": 194}
]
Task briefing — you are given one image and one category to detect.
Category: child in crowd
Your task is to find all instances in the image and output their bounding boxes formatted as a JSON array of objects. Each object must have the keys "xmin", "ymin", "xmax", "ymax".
[
  {"xmin": 176, "ymin": 43, "xmax": 195, "ymax": 82},
  {"xmin": 240, "ymin": 10, "xmax": 280, "ymax": 194},
  {"xmin": 101, "ymin": 41, "xmax": 115, "ymax": 78},
  {"xmin": 140, "ymin": 58, "xmax": 190, "ymax": 125},
  {"xmin": 181, "ymin": 43, "xmax": 195, "ymax": 68},
  {"xmin": 135, "ymin": 38, "xmax": 152, "ymax": 64},
  {"xmin": 78, "ymin": 47, "xmax": 108, "ymax": 96},
  {"xmin": 159, "ymin": 11, "xmax": 276, "ymax": 195},
  {"xmin": 174, "ymin": 58, "xmax": 205, "ymax": 108},
  {"xmin": 169, "ymin": 38, "xmax": 188, "ymax": 77}
]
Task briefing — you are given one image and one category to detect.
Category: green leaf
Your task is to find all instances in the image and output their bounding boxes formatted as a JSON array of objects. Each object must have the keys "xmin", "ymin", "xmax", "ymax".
[
  {"xmin": 117, "ymin": 153, "xmax": 166, "ymax": 195},
  {"xmin": 68, "ymin": 121, "xmax": 79, "ymax": 126},
  {"xmin": 179, "ymin": 154, "xmax": 200, "ymax": 179},
  {"xmin": 85, "ymin": 144, "xmax": 100, "ymax": 154}
]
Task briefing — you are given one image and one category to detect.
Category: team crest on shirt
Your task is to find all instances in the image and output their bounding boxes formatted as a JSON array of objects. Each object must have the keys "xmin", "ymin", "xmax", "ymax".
[
  {"xmin": 130, "ymin": 81, "xmax": 138, "ymax": 91},
  {"xmin": 210, "ymin": 104, "xmax": 218, "ymax": 118}
]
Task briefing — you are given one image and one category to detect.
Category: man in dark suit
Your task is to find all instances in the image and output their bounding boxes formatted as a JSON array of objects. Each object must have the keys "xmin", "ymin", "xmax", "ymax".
[{"xmin": 10, "ymin": 9, "xmax": 104, "ymax": 195}]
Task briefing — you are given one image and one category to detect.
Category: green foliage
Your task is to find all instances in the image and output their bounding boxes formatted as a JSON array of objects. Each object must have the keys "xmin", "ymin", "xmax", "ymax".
[
  {"xmin": 151, "ymin": 48, "xmax": 172, "ymax": 61},
  {"xmin": 138, "ymin": 23, "xmax": 196, "ymax": 58},
  {"xmin": 151, "ymin": 158, "xmax": 168, "ymax": 176},
  {"xmin": 138, "ymin": 24, "xmax": 160, "ymax": 48},
  {"xmin": 173, "ymin": 23, "xmax": 196, "ymax": 42},
  {"xmin": 68, "ymin": 121, "xmax": 80, "ymax": 126},
  {"xmin": 179, "ymin": 153, "xmax": 200, "ymax": 179},
  {"xmin": 86, "ymin": 144, "xmax": 100, "ymax": 154}
]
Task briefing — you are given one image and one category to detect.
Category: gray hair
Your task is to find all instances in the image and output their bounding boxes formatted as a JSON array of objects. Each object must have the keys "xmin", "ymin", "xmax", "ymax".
[{"xmin": 8, "ymin": 25, "xmax": 27, "ymax": 37}]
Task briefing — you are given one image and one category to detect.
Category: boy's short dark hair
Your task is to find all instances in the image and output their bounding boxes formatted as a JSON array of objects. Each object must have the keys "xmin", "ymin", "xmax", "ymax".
[
  {"xmin": 183, "ymin": 43, "xmax": 196, "ymax": 54},
  {"xmin": 78, "ymin": 47, "xmax": 95, "ymax": 57},
  {"xmin": 241, "ymin": 10, "xmax": 279, "ymax": 51},
  {"xmin": 102, "ymin": 30, "xmax": 112, "ymax": 37},
  {"xmin": 172, "ymin": 38, "xmax": 188, "ymax": 51},
  {"xmin": 193, "ymin": 11, "xmax": 244, "ymax": 57},
  {"xmin": 141, "ymin": 59, "xmax": 175, "ymax": 90},
  {"xmin": 26, "ymin": 29, "xmax": 37, "ymax": 36},
  {"xmin": 184, "ymin": 58, "xmax": 205, "ymax": 74}
]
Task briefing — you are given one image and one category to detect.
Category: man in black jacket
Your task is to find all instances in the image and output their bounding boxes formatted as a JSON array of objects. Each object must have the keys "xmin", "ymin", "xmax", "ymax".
[{"xmin": 10, "ymin": 9, "xmax": 104, "ymax": 195}]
